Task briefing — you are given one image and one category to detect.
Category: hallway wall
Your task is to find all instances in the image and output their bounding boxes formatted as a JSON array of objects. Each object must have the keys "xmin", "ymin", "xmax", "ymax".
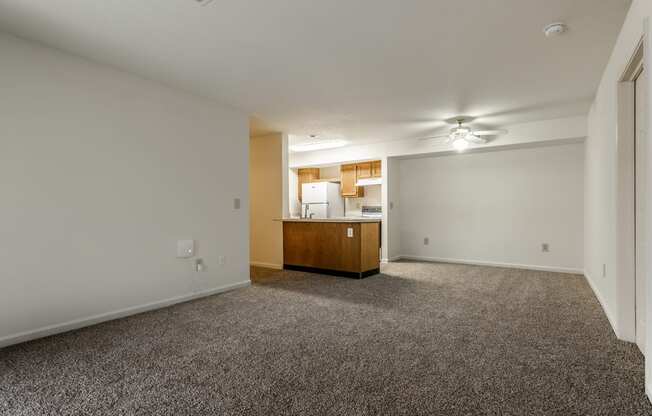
[
  {"xmin": 250, "ymin": 133, "xmax": 286, "ymax": 269},
  {"xmin": 583, "ymin": 0, "xmax": 652, "ymax": 399}
]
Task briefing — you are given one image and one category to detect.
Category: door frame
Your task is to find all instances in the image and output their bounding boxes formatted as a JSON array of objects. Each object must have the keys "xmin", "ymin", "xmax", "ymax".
[
  {"xmin": 634, "ymin": 63, "xmax": 646, "ymax": 354},
  {"xmin": 614, "ymin": 16, "xmax": 652, "ymax": 404},
  {"xmin": 616, "ymin": 36, "xmax": 645, "ymax": 344}
]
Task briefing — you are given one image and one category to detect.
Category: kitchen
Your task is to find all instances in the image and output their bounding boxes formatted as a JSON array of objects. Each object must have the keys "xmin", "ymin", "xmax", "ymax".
[
  {"xmin": 289, "ymin": 160, "xmax": 383, "ymax": 220},
  {"xmin": 280, "ymin": 160, "xmax": 384, "ymax": 278}
]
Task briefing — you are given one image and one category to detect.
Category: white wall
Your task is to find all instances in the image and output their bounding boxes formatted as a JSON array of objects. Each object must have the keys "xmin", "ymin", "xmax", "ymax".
[
  {"xmin": 250, "ymin": 134, "xmax": 285, "ymax": 269},
  {"xmin": 0, "ymin": 32, "xmax": 250, "ymax": 346},
  {"xmin": 398, "ymin": 143, "xmax": 584, "ymax": 273},
  {"xmin": 386, "ymin": 157, "xmax": 401, "ymax": 260},
  {"xmin": 583, "ymin": 0, "xmax": 652, "ymax": 398},
  {"xmin": 585, "ymin": 0, "xmax": 651, "ymax": 332}
]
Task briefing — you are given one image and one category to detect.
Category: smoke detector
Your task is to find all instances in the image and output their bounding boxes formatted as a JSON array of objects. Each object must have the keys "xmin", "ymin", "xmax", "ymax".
[{"xmin": 543, "ymin": 22, "xmax": 567, "ymax": 37}]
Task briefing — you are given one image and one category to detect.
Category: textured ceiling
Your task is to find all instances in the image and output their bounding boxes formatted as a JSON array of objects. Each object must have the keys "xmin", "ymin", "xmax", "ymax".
[{"xmin": 0, "ymin": 0, "xmax": 629, "ymax": 145}]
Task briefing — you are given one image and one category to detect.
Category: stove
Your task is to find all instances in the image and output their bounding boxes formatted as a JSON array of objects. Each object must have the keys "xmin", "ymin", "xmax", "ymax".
[{"xmin": 361, "ymin": 205, "xmax": 382, "ymax": 219}]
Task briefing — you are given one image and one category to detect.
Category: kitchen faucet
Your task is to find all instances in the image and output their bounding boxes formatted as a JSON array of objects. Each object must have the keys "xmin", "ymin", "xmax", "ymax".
[{"xmin": 301, "ymin": 202, "xmax": 328, "ymax": 218}]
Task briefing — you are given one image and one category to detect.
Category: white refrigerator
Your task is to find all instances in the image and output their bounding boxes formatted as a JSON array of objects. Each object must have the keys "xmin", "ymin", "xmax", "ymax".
[{"xmin": 301, "ymin": 182, "xmax": 344, "ymax": 218}]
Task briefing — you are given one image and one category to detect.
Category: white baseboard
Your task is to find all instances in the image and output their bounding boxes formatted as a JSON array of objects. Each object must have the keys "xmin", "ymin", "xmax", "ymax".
[
  {"xmin": 583, "ymin": 271, "xmax": 619, "ymax": 338},
  {"xmin": 250, "ymin": 261, "xmax": 283, "ymax": 270},
  {"xmin": 396, "ymin": 255, "xmax": 583, "ymax": 275},
  {"xmin": 381, "ymin": 256, "xmax": 404, "ymax": 264},
  {"xmin": 0, "ymin": 280, "xmax": 251, "ymax": 349}
]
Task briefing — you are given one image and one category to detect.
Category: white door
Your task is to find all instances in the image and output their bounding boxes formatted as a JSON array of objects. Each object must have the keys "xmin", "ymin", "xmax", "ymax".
[{"xmin": 636, "ymin": 66, "xmax": 648, "ymax": 354}]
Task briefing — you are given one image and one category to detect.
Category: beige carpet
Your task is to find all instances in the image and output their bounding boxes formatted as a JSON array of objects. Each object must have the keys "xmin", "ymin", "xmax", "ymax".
[{"xmin": 1, "ymin": 261, "xmax": 650, "ymax": 415}]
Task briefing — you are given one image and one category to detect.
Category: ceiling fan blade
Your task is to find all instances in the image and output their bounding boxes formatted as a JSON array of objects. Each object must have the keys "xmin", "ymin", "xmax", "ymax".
[
  {"xmin": 417, "ymin": 134, "xmax": 449, "ymax": 141},
  {"xmin": 467, "ymin": 135, "xmax": 487, "ymax": 144},
  {"xmin": 473, "ymin": 129, "xmax": 508, "ymax": 136}
]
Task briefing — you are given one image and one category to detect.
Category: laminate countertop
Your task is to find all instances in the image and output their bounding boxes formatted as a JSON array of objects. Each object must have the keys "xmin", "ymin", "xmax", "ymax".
[{"xmin": 276, "ymin": 217, "xmax": 381, "ymax": 223}]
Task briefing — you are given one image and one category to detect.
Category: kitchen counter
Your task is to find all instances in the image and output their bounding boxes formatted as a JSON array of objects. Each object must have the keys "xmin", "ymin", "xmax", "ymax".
[
  {"xmin": 281, "ymin": 219, "xmax": 381, "ymax": 279},
  {"xmin": 277, "ymin": 217, "xmax": 381, "ymax": 223}
]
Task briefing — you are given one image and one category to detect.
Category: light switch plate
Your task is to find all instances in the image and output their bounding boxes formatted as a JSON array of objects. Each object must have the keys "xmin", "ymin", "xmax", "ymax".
[
  {"xmin": 347, "ymin": 227, "xmax": 354, "ymax": 238},
  {"xmin": 177, "ymin": 240, "xmax": 195, "ymax": 258}
]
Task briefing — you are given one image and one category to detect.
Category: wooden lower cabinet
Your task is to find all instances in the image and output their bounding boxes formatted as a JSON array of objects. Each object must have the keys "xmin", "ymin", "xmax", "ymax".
[{"xmin": 283, "ymin": 221, "xmax": 380, "ymax": 278}]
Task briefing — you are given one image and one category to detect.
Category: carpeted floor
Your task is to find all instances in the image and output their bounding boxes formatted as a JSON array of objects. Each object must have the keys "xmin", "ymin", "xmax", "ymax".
[{"xmin": 1, "ymin": 261, "xmax": 651, "ymax": 415}]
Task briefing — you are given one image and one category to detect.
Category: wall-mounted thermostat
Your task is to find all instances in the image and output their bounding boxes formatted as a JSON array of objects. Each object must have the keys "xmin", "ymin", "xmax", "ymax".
[{"xmin": 177, "ymin": 240, "xmax": 195, "ymax": 258}]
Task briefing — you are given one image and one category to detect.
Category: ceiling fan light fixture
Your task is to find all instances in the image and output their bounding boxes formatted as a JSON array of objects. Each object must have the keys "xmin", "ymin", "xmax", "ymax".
[
  {"xmin": 449, "ymin": 128, "xmax": 470, "ymax": 142},
  {"xmin": 452, "ymin": 138, "xmax": 469, "ymax": 152},
  {"xmin": 416, "ymin": 117, "xmax": 507, "ymax": 148}
]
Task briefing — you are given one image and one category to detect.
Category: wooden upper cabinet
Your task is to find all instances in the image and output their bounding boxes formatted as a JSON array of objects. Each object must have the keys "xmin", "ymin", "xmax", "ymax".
[
  {"xmin": 356, "ymin": 162, "xmax": 372, "ymax": 179},
  {"xmin": 298, "ymin": 168, "xmax": 320, "ymax": 201},
  {"xmin": 340, "ymin": 160, "xmax": 382, "ymax": 198},
  {"xmin": 340, "ymin": 164, "xmax": 364, "ymax": 197},
  {"xmin": 371, "ymin": 160, "xmax": 381, "ymax": 177}
]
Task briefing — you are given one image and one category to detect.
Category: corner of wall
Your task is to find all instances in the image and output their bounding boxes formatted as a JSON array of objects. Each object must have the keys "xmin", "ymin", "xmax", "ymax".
[{"xmin": 584, "ymin": 271, "xmax": 620, "ymax": 338}]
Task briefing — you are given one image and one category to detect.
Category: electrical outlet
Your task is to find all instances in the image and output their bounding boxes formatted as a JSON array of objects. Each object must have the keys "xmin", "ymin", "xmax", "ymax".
[
  {"xmin": 218, "ymin": 256, "xmax": 226, "ymax": 266},
  {"xmin": 347, "ymin": 228, "xmax": 354, "ymax": 238},
  {"xmin": 542, "ymin": 243, "xmax": 549, "ymax": 252},
  {"xmin": 233, "ymin": 198, "xmax": 241, "ymax": 210},
  {"xmin": 424, "ymin": 237, "xmax": 429, "ymax": 245},
  {"xmin": 195, "ymin": 258, "xmax": 204, "ymax": 272}
]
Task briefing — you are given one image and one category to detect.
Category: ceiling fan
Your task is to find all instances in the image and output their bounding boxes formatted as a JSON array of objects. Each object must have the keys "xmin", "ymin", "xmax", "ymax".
[{"xmin": 418, "ymin": 118, "xmax": 508, "ymax": 151}]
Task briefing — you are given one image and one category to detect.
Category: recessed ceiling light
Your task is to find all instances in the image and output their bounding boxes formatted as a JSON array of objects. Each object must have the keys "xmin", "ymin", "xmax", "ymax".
[{"xmin": 543, "ymin": 22, "xmax": 567, "ymax": 37}]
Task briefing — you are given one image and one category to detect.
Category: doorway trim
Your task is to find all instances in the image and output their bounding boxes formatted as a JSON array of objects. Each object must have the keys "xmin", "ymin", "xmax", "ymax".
[{"xmin": 616, "ymin": 36, "xmax": 644, "ymax": 344}]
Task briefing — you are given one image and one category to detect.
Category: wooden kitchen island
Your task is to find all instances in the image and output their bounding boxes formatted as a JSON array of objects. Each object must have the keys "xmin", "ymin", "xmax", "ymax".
[{"xmin": 280, "ymin": 218, "xmax": 381, "ymax": 279}]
